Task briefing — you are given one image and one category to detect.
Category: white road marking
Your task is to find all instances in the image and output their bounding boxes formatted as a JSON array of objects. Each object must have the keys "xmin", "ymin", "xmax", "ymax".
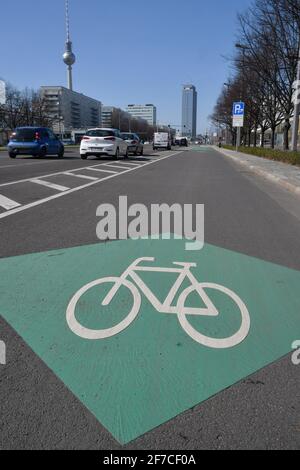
[
  {"xmin": 0, "ymin": 163, "xmax": 107, "ymax": 188},
  {"xmin": 0, "ymin": 152, "xmax": 170, "ymax": 188},
  {"xmin": 63, "ymin": 172, "xmax": 99, "ymax": 181},
  {"xmin": 86, "ymin": 167, "xmax": 119, "ymax": 174},
  {"xmin": 31, "ymin": 179, "xmax": 69, "ymax": 192},
  {"xmin": 0, "ymin": 194, "xmax": 21, "ymax": 210},
  {"xmin": 103, "ymin": 164, "xmax": 134, "ymax": 170},
  {"xmin": 0, "ymin": 151, "xmax": 183, "ymax": 219},
  {"xmin": 115, "ymin": 161, "xmax": 143, "ymax": 166},
  {"xmin": 67, "ymin": 258, "xmax": 250, "ymax": 348},
  {"xmin": 0, "ymin": 160, "xmax": 67, "ymax": 170}
]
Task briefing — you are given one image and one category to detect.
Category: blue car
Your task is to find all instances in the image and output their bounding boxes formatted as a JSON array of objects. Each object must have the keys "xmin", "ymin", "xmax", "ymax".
[{"xmin": 7, "ymin": 127, "xmax": 64, "ymax": 159}]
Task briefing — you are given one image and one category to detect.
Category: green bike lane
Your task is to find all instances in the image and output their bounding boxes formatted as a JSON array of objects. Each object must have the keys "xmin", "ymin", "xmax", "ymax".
[
  {"xmin": 1, "ymin": 237, "xmax": 300, "ymax": 444},
  {"xmin": 1, "ymin": 147, "xmax": 300, "ymax": 448}
]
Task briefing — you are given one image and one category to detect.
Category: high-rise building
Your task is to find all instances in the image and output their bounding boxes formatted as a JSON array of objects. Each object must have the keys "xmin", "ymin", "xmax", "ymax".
[
  {"xmin": 181, "ymin": 85, "xmax": 197, "ymax": 139},
  {"xmin": 126, "ymin": 104, "xmax": 157, "ymax": 126}
]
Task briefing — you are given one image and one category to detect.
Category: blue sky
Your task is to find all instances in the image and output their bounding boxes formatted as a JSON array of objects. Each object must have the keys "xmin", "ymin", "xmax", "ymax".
[{"xmin": 1, "ymin": 0, "xmax": 252, "ymax": 133}]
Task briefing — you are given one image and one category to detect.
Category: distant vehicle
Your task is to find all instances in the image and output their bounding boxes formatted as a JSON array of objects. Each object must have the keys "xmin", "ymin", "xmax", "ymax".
[
  {"xmin": 80, "ymin": 128, "xmax": 128, "ymax": 160},
  {"xmin": 153, "ymin": 132, "xmax": 172, "ymax": 151},
  {"xmin": 62, "ymin": 138, "xmax": 75, "ymax": 145},
  {"xmin": 7, "ymin": 127, "xmax": 64, "ymax": 159},
  {"xmin": 175, "ymin": 137, "xmax": 188, "ymax": 147},
  {"xmin": 121, "ymin": 133, "xmax": 144, "ymax": 156}
]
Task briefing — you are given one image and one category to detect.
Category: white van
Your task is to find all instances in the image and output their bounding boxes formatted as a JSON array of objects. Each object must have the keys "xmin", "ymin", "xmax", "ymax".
[{"xmin": 153, "ymin": 132, "xmax": 172, "ymax": 151}]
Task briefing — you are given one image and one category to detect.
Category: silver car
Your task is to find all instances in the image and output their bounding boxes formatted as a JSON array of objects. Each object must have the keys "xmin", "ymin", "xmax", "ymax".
[{"xmin": 121, "ymin": 133, "xmax": 144, "ymax": 156}]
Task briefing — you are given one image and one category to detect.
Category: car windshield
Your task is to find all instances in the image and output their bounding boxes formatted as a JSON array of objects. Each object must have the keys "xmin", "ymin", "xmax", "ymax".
[
  {"xmin": 11, "ymin": 129, "xmax": 38, "ymax": 142},
  {"xmin": 122, "ymin": 134, "xmax": 135, "ymax": 140},
  {"xmin": 86, "ymin": 130, "xmax": 115, "ymax": 137}
]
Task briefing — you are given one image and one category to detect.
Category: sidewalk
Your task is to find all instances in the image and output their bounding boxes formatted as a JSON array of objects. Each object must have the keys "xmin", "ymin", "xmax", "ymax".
[{"xmin": 215, "ymin": 146, "xmax": 300, "ymax": 196}]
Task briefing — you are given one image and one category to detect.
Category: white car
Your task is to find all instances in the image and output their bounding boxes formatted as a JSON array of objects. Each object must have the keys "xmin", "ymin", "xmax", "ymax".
[{"xmin": 80, "ymin": 128, "xmax": 128, "ymax": 160}]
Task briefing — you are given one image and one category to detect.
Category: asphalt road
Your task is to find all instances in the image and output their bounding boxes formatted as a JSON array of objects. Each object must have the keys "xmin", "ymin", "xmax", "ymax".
[{"xmin": 0, "ymin": 145, "xmax": 300, "ymax": 449}]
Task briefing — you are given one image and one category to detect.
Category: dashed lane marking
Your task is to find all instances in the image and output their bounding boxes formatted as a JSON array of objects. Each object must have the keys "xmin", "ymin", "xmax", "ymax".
[
  {"xmin": 63, "ymin": 172, "xmax": 99, "ymax": 181},
  {"xmin": 30, "ymin": 179, "xmax": 70, "ymax": 192},
  {"xmin": 103, "ymin": 164, "xmax": 135, "ymax": 170},
  {"xmin": 0, "ymin": 194, "xmax": 21, "ymax": 210},
  {"xmin": 85, "ymin": 168, "xmax": 119, "ymax": 174}
]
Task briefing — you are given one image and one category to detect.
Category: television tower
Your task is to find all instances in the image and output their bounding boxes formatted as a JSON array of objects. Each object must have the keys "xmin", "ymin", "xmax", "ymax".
[{"xmin": 63, "ymin": 0, "xmax": 76, "ymax": 90}]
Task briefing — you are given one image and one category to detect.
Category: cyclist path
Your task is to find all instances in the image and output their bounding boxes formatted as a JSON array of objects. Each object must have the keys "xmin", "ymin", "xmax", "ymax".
[{"xmin": 0, "ymin": 237, "xmax": 299, "ymax": 444}]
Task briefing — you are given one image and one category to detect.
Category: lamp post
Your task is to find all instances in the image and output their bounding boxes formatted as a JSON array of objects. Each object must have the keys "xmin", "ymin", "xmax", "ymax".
[
  {"xmin": 223, "ymin": 83, "xmax": 231, "ymax": 145},
  {"xmin": 291, "ymin": 47, "xmax": 300, "ymax": 151},
  {"xmin": 235, "ymin": 43, "xmax": 249, "ymax": 149}
]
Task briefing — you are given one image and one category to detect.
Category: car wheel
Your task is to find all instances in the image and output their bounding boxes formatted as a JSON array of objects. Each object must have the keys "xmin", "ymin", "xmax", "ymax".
[
  {"xmin": 81, "ymin": 154, "xmax": 88, "ymax": 160},
  {"xmin": 9, "ymin": 151, "xmax": 16, "ymax": 159},
  {"xmin": 58, "ymin": 147, "xmax": 64, "ymax": 158},
  {"xmin": 114, "ymin": 148, "xmax": 120, "ymax": 160},
  {"xmin": 38, "ymin": 147, "xmax": 47, "ymax": 158}
]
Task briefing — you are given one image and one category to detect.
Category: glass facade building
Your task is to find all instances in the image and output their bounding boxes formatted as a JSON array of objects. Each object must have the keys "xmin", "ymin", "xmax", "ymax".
[{"xmin": 181, "ymin": 85, "xmax": 197, "ymax": 139}]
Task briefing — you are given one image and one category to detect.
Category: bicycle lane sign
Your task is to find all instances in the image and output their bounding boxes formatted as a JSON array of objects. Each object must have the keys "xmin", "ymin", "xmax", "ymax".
[{"xmin": 0, "ymin": 238, "xmax": 300, "ymax": 444}]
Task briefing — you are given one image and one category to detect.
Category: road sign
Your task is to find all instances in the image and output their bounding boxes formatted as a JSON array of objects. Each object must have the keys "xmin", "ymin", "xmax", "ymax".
[
  {"xmin": 0, "ymin": 80, "xmax": 6, "ymax": 105},
  {"xmin": 1, "ymin": 238, "xmax": 300, "ymax": 443},
  {"xmin": 233, "ymin": 102, "xmax": 245, "ymax": 116},
  {"xmin": 232, "ymin": 116, "xmax": 244, "ymax": 128},
  {"xmin": 232, "ymin": 102, "xmax": 245, "ymax": 128}
]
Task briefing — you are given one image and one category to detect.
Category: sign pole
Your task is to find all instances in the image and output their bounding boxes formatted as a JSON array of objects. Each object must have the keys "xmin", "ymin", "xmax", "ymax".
[
  {"xmin": 232, "ymin": 102, "xmax": 245, "ymax": 152},
  {"xmin": 236, "ymin": 127, "xmax": 241, "ymax": 151}
]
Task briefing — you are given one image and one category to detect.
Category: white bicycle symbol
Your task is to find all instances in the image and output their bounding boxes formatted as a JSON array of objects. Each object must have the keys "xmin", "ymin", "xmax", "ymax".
[{"xmin": 66, "ymin": 257, "xmax": 251, "ymax": 349}]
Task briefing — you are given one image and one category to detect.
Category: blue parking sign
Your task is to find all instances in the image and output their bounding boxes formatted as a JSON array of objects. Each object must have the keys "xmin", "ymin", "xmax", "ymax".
[{"xmin": 233, "ymin": 102, "xmax": 245, "ymax": 116}]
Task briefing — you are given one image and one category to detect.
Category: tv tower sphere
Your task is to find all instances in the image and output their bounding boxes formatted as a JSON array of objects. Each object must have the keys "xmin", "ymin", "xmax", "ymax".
[{"xmin": 63, "ymin": 44, "xmax": 76, "ymax": 66}]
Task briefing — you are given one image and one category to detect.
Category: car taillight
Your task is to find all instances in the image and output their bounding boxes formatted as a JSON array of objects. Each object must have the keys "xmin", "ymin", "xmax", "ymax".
[
  {"xmin": 82, "ymin": 136, "xmax": 90, "ymax": 141},
  {"xmin": 35, "ymin": 132, "xmax": 40, "ymax": 141},
  {"xmin": 104, "ymin": 136, "xmax": 116, "ymax": 141}
]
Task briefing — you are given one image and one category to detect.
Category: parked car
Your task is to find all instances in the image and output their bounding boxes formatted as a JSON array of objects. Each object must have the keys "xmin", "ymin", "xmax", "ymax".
[
  {"xmin": 7, "ymin": 127, "xmax": 64, "ymax": 159},
  {"xmin": 153, "ymin": 132, "xmax": 172, "ymax": 150},
  {"xmin": 80, "ymin": 128, "xmax": 129, "ymax": 160},
  {"xmin": 121, "ymin": 133, "xmax": 144, "ymax": 156}
]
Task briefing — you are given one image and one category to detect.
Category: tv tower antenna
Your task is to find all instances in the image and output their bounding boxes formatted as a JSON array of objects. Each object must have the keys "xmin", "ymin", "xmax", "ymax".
[{"xmin": 63, "ymin": 0, "xmax": 76, "ymax": 90}]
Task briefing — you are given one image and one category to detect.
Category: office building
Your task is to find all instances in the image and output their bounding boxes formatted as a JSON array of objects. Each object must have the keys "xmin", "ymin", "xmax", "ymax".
[
  {"xmin": 181, "ymin": 85, "xmax": 197, "ymax": 139},
  {"xmin": 41, "ymin": 86, "xmax": 102, "ymax": 132},
  {"xmin": 126, "ymin": 104, "xmax": 157, "ymax": 126},
  {"xmin": 101, "ymin": 106, "xmax": 118, "ymax": 128}
]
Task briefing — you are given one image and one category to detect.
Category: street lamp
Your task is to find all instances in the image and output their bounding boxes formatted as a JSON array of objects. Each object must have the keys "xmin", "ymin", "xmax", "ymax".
[
  {"xmin": 234, "ymin": 43, "xmax": 249, "ymax": 149},
  {"xmin": 291, "ymin": 50, "xmax": 300, "ymax": 151}
]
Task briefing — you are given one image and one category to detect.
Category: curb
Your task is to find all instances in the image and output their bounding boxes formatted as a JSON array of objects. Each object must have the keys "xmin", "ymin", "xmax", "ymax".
[{"xmin": 214, "ymin": 147, "xmax": 300, "ymax": 197}]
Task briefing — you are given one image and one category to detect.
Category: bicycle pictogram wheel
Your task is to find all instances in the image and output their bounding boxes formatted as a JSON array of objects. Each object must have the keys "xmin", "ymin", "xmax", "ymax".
[
  {"xmin": 66, "ymin": 277, "xmax": 141, "ymax": 340},
  {"xmin": 177, "ymin": 283, "xmax": 250, "ymax": 349}
]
